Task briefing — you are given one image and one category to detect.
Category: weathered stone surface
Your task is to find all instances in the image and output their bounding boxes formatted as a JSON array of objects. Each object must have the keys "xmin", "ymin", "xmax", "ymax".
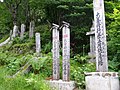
[
  {"xmin": 86, "ymin": 21, "xmax": 96, "ymax": 63},
  {"xmin": 0, "ymin": 37, "xmax": 10, "ymax": 47},
  {"xmin": 93, "ymin": 0, "xmax": 108, "ymax": 72},
  {"xmin": 47, "ymin": 80, "xmax": 75, "ymax": 90},
  {"xmin": 12, "ymin": 25, "xmax": 19, "ymax": 38},
  {"xmin": 62, "ymin": 21, "xmax": 70, "ymax": 81},
  {"xmin": 20, "ymin": 24, "xmax": 26, "ymax": 40},
  {"xmin": 29, "ymin": 21, "xmax": 35, "ymax": 38},
  {"xmin": 85, "ymin": 72, "xmax": 120, "ymax": 90},
  {"xmin": 52, "ymin": 24, "xmax": 60, "ymax": 80},
  {"xmin": 35, "ymin": 33, "xmax": 41, "ymax": 53},
  {"xmin": 10, "ymin": 30, "xmax": 13, "ymax": 40}
]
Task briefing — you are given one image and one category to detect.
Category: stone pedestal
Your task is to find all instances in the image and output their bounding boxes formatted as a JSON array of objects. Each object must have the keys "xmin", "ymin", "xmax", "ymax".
[
  {"xmin": 85, "ymin": 72, "xmax": 120, "ymax": 90},
  {"xmin": 47, "ymin": 80, "xmax": 75, "ymax": 90}
]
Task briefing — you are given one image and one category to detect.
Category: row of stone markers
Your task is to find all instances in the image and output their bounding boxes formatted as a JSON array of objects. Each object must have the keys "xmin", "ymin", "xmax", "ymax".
[
  {"xmin": 11, "ymin": 21, "xmax": 35, "ymax": 40},
  {"xmin": 49, "ymin": 21, "xmax": 75, "ymax": 90},
  {"xmin": 18, "ymin": 22, "xmax": 41, "ymax": 54},
  {"xmin": 85, "ymin": 0, "xmax": 119, "ymax": 90}
]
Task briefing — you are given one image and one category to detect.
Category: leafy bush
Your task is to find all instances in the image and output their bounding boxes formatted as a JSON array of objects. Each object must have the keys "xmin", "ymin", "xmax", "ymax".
[
  {"xmin": 30, "ymin": 53, "xmax": 53, "ymax": 77},
  {"xmin": 70, "ymin": 55, "xmax": 95, "ymax": 89},
  {"xmin": 0, "ymin": 67, "xmax": 52, "ymax": 90},
  {"xmin": 35, "ymin": 24, "xmax": 52, "ymax": 53},
  {"xmin": 73, "ymin": 54, "xmax": 89, "ymax": 63}
]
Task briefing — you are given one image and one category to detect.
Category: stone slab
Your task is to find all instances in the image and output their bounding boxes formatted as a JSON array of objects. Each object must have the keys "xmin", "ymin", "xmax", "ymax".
[
  {"xmin": 85, "ymin": 72, "xmax": 120, "ymax": 90},
  {"xmin": 47, "ymin": 80, "xmax": 75, "ymax": 90}
]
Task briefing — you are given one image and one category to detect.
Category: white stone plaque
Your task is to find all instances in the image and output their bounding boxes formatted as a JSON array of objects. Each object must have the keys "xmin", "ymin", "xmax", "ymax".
[{"xmin": 93, "ymin": 0, "xmax": 108, "ymax": 71}]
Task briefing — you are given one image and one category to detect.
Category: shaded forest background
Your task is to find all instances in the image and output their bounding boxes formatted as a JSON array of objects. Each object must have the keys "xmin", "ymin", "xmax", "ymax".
[{"xmin": 0, "ymin": 0, "xmax": 120, "ymax": 61}]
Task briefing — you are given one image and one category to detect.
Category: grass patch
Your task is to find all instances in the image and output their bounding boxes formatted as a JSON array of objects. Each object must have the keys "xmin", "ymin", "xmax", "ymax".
[{"xmin": 0, "ymin": 66, "xmax": 52, "ymax": 90}]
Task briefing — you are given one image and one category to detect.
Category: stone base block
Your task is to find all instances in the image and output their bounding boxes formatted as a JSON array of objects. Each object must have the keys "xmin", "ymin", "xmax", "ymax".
[
  {"xmin": 85, "ymin": 72, "xmax": 120, "ymax": 90},
  {"xmin": 47, "ymin": 80, "xmax": 75, "ymax": 90}
]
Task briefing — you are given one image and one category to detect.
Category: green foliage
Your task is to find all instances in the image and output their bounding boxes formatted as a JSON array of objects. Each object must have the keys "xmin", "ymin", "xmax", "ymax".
[
  {"xmin": 7, "ymin": 55, "xmax": 32, "ymax": 75},
  {"xmin": 35, "ymin": 24, "xmax": 52, "ymax": 53},
  {"xmin": 0, "ymin": 3, "xmax": 12, "ymax": 38},
  {"xmin": 0, "ymin": 35, "xmax": 9, "ymax": 43},
  {"xmin": 30, "ymin": 53, "xmax": 52, "ymax": 76},
  {"xmin": 70, "ymin": 55, "xmax": 95, "ymax": 89},
  {"xmin": 105, "ymin": 2, "xmax": 120, "ymax": 72},
  {"xmin": 0, "ymin": 51, "xmax": 8, "ymax": 65},
  {"xmin": 10, "ymin": 37, "xmax": 35, "ymax": 54},
  {"xmin": 0, "ymin": 67, "xmax": 52, "ymax": 90},
  {"xmin": 73, "ymin": 54, "xmax": 88, "ymax": 63},
  {"xmin": 0, "ymin": 0, "xmax": 120, "ymax": 89},
  {"xmin": 44, "ymin": 0, "xmax": 93, "ymax": 54}
]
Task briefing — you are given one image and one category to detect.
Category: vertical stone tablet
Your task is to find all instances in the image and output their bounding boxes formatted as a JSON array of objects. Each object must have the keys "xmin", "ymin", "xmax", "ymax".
[
  {"xmin": 29, "ymin": 21, "xmax": 35, "ymax": 38},
  {"xmin": 93, "ymin": 0, "xmax": 108, "ymax": 72},
  {"xmin": 52, "ymin": 24, "xmax": 60, "ymax": 80},
  {"xmin": 10, "ymin": 30, "xmax": 13, "ymax": 40},
  {"xmin": 62, "ymin": 21, "xmax": 70, "ymax": 81},
  {"xmin": 12, "ymin": 25, "xmax": 18, "ymax": 38},
  {"xmin": 35, "ymin": 33, "xmax": 41, "ymax": 54},
  {"xmin": 86, "ymin": 21, "xmax": 96, "ymax": 62},
  {"xmin": 20, "ymin": 24, "xmax": 26, "ymax": 40}
]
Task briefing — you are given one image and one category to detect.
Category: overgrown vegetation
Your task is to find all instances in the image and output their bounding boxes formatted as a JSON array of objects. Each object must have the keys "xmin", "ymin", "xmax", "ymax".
[{"xmin": 0, "ymin": 0, "xmax": 120, "ymax": 90}]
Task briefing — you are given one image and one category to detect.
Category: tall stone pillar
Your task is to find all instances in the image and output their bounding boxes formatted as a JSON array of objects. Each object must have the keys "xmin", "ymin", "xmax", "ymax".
[
  {"xmin": 12, "ymin": 25, "xmax": 18, "ymax": 38},
  {"xmin": 85, "ymin": 0, "xmax": 119, "ymax": 90},
  {"xmin": 86, "ymin": 21, "xmax": 96, "ymax": 62},
  {"xmin": 62, "ymin": 21, "xmax": 70, "ymax": 81},
  {"xmin": 20, "ymin": 24, "xmax": 26, "ymax": 40},
  {"xmin": 52, "ymin": 24, "xmax": 60, "ymax": 80},
  {"xmin": 35, "ymin": 33, "xmax": 41, "ymax": 54},
  {"xmin": 29, "ymin": 21, "xmax": 35, "ymax": 38},
  {"xmin": 93, "ymin": 0, "xmax": 108, "ymax": 72}
]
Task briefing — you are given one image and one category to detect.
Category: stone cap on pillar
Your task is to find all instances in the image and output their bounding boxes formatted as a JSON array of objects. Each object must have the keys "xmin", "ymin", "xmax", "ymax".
[
  {"xmin": 50, "ymin": 23, "xmax": 59, "ymax": 31},
  {"xmin": 52, "ymin": 23, "xmax": 59, "ymax": 28},
  {"xmin": 85, "ymin": 72, "xmax": 119, "ymax": 77},
  {"xmin": 62, "ymin": 21, "xmax": 70, "ymax": 27},
  {"xmin": 86, "ymin": 31, "xmax": 95, "ymax": 36}
]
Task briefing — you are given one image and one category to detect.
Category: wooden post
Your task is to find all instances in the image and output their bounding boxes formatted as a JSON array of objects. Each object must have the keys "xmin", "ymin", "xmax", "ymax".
[
  {"xmin": 62, "ymin": 21, "xmax": 70, "ymax": 81},
  {"xmin": 52, "ymin": 24, "xmax": 60, "ymax": 80},
  {"xmin": 93, "ymin": 0, "xmax": 108, "ymax": 72},
  {"xmin": 35, "ymin": 33, "xmax": 41, "ymax": 54}
]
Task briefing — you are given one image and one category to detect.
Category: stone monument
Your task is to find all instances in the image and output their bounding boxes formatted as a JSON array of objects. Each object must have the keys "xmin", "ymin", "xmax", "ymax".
[
  {"xmin": 62, "ymin": 21, "xmax": 70, "ymax": 81},
  {"xmin": 52, "ymin": 23, "xmax": 60, "ymax": 80},
  {"xmin": 20, "ymin": 24, "xmax": 26, "ymax": 40},
  {"xmin": 86, "ymin": 21, "xmax": 96, "ymax": 62},
  {"xmin": 85, "ymin": 0, "xmax": 120, "ymax": 90},
  {"xmin": 29, "ymin": 21, "xmax": 35, "ymax": 38},
  {"xmin": 47, "ymin": 22, "xmax": 75, "ymax": 90},
  {"xmin": 12, "ymin": 25, "xmax": 19, "ymax": 38},
  {"xmin": 35, "ymin": 33, "xmax": 41, "ymax": 54}
]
